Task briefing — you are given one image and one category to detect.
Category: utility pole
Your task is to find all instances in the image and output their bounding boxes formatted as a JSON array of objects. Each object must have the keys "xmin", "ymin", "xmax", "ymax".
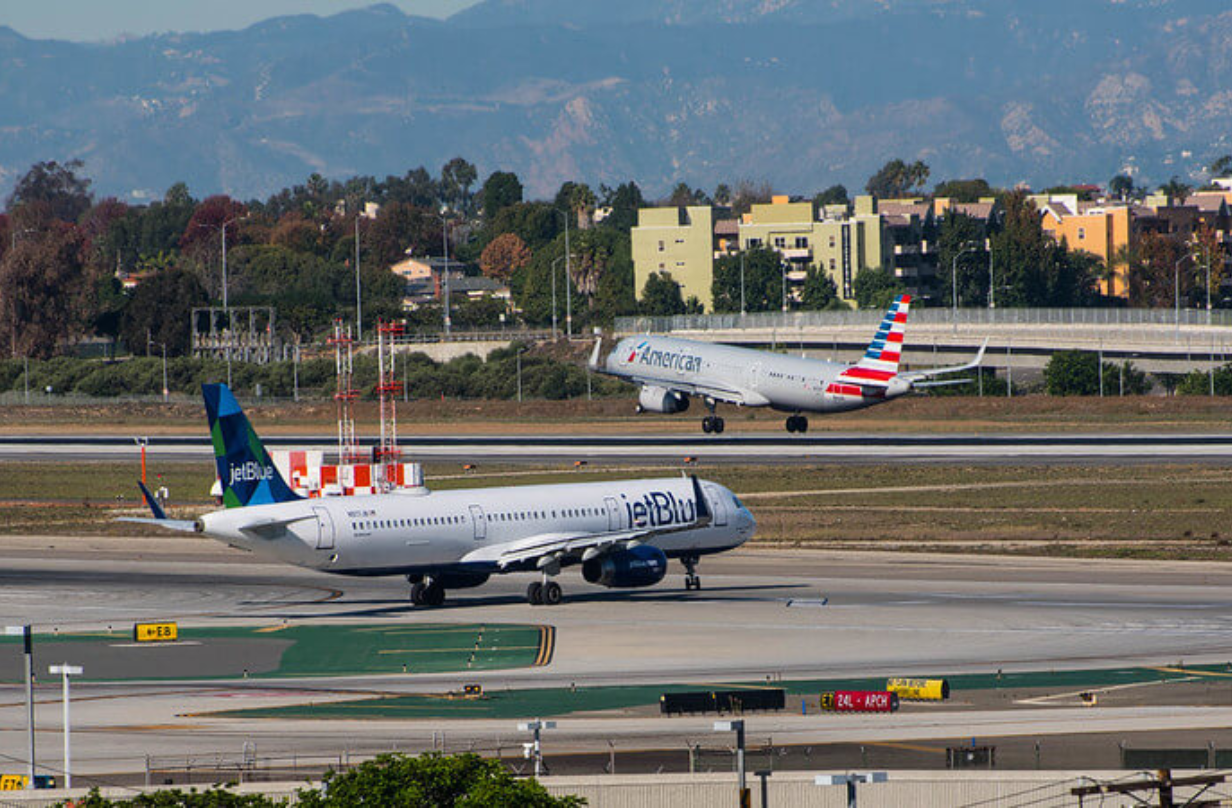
[
  {"xmin": 740, "ymin": 251, "xmax": 746, "ymax": 316},
  {"xmin": 1072, "ymin": 768, "xmax": 1224, "ymax": 807}
]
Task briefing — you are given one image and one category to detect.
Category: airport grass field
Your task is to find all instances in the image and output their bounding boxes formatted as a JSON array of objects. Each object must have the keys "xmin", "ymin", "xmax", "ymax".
[{"xmin": 4, "ymin": 457, "xmax": 1232, "ymax": 561}]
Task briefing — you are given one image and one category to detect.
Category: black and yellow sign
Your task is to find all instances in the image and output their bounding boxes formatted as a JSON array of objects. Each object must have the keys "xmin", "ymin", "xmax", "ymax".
[
  {"xmin": 0, "ymin": 774, "xmax": 28, "ymax": 790},
  {"xmin": 134, "ymin": 622, "xmax": 178, "ymax": 643}
]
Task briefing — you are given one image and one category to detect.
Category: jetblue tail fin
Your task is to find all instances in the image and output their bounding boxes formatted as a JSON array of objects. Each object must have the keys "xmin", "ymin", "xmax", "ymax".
[{"xmin": 202, "ymin": 383, "xmax": 301, "ymax": 508}]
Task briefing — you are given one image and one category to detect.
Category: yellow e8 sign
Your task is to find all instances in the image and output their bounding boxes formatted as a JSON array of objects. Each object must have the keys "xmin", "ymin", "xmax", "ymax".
[
  {"xmin": 0, "ymin": 774, "xmax": 28, "ymax": 790},
  {"xmin": 133, "ymin": 622, "xmax": 178, "ymax": 643}
]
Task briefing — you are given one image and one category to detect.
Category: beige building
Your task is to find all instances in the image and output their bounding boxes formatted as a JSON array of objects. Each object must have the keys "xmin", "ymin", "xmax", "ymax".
[
  {"xmin": 631, "ymin": 205, "xmax": 716, "ymax": 311},
  {"xmin": 739, "ymin": 196, "xmax": 885, "ymax": 303}
]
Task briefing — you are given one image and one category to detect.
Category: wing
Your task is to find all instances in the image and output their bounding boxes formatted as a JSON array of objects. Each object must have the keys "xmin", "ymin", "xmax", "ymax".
[
  {"xmin": 668, "ymin": 379, "xmax": 770, "ymax": 408},
  {"xmin": 461, "ymin": 476, "xmax": 713, "ymax": 570},
  {"xmin": 900, "ymin": 339, "xmax": 988, "ymax": 382}
]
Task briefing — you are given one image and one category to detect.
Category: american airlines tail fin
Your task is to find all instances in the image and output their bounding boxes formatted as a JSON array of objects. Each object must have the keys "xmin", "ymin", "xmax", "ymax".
[
  {"xmin": 852, "ymin": 294, "xmax": 911, "ymax": 378},
  {"xmin": 202, "ymin": 383, "xmax": 301, "ymax": 509}
]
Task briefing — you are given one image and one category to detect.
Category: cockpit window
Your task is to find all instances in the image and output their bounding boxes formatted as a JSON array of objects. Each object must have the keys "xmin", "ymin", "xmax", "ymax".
[{"xmin": 732, "ymin": 495, "xmax": 745, "ymax": 509}]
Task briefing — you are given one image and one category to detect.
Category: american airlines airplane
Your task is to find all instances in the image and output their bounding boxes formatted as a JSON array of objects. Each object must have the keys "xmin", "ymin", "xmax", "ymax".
[
  {"xmin": 130, "ymin": 384, "xmax": 755, "ymax": 607},
  {"xmin": 592, "ymin": 294, "xmax": 985, "ymax": 434}
]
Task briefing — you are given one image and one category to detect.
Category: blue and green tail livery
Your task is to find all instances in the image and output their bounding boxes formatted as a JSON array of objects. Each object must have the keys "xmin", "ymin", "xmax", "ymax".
[{"xmin": 202, "ymin": 383, "xmax": 301, "ymax": 508}]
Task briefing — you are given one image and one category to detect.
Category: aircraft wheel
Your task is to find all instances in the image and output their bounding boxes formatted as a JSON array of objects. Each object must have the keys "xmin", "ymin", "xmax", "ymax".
[
  {"xmin": 424, "ymin": 581, "xmax": 446, "ymax": 607},
  {"xmin": 410, "ymin": 582, "xmax": 426, "ymax": 605},
  {"xmin": 796, "ymin": 416, "xmax": 808, "ymax": 434},
  {"xmin": 712, "ymin": 417, "xmax": 725, "ymax": 434},
  {"xmin": 542, "ymin": 581, "xmax": 563, "ymax": 605},
  {"xmin": 527, "ymin": 582, "xmax": 543, "ymax": 605},
  {"xmin": 702, "ymin": 416, "xmax": 713, "ymax": 434},
  {"xmin": 785, "ymin": 415, "xmax": 799, "ymax": 433},
  {"xmin": 685, "ymin": 575, "xmax": 701, "ymax": 591}
]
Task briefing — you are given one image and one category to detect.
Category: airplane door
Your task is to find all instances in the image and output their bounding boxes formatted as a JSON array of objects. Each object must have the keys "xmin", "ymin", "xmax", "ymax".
[
  {"xmin": 469, "ymin": 505, "xmax": 486, "ymax": 540},
  {"xmin": 312, "ymin": 506, "xmax": 335, "ymax": 550},
  {"xmin": 604, "ymin": 497, "xmax": 622, "ymax": 531},
  {"xmin": 704, "ymin": 485, "xmax": 728, "ymax": 527},
  {"xmin": 747, "ymin": 362, "xmax": 762, "ymax": 391}
]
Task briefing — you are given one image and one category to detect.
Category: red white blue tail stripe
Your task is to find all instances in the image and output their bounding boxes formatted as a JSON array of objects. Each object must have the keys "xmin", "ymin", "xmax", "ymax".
[{"xmin": 830, "ymin": 294, "xmax": 911, "ymax": 394}]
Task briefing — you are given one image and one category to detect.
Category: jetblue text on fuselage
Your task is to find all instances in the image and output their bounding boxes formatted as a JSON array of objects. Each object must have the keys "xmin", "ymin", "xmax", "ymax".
[
  {"xmin": 622, "ymin": 490, "xmax": 696, "ymax": 529},
  {"xmin": 229, "ymin": 461, "xmax": 274, "ymax": 486},
  {"xmin": 635, "ymin": 344, "xmax": 702, "ymax": 374}
]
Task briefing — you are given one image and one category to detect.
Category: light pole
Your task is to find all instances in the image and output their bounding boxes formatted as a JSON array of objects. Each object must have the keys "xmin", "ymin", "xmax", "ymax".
[
  {"xmin": 952, "ymin": 242, "xmax": 980, "ymax": 333},
  {"xmin": 781, "ymin": 262, "xmax": 788, "ymax": 313},
  {"xmin": 556, "ymin": 209, "xmax": 572, "ymax": 338},
  {"xmin": 355, "ymin": 215, "xmax": 363, "ymax": 341},
  {"xmin": 740, "ymin": 251, "xmax": 747, "ymax": 316},
  {"xmin": 518, "ymin": 719, "xmax": 555, "ymax": 777},
  {"xmin": 148, "ymin": 339, "xmax": 168, "ymax": 402},
  {"xmin": 197, "ymin": 216, "xmax": 245, "ymax": 386},
  {"xmin": 1174, "ymin": 254, "xmax": 1191, "ymax": 340},
  {"xmin": 438, "ymin": 213, "xmax": 452, "ymax": 338},
  {"xmin": 5, "ymin": 626, "xmax": 35, "ymax": 790},
  {"xmin": 49, "ymin": 664, "xmax": 83, "ymax": 789},
  {"xmin": 714, "ymin": 720, "xmax": 747, "ymax": 806},
  {"xmin": 986, "ymin": 238, "xmax": 994, "ymax": 310}
]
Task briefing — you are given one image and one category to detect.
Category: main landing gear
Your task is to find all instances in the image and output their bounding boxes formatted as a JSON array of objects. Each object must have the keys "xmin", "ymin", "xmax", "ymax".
[
  {"xmin": 701, "ymin": 399, "xmax": 725, "ymax": 434},
  {"xmin": 682, "ymin": 555, "xmax": 702, "ymax": 591},
  {"xmin": 410, "ymin": 578, "xmax": 446, "ymax": 607},
  {"xmin": 527, "ymin": 577, "xmax": 563, "ymax": 606},
  {"xmin": 785, "ymin": 414, "xmax": 809, "ymax": 433}
]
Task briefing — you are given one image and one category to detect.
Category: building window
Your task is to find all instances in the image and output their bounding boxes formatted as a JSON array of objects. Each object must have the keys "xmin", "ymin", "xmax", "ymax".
[
  {"xmin": 748, "ymin": 238, "xmax": 762, "ymax": 248},
  {"xmin": 829, "ymin": 259, "xmax": 836, "ymax": 270},
  {"xmin": 1077, "ymin": 228, "xmax": 1085, "ymax": 240},
  {"xmin": 658, "ymin": 240, "xmax": 665, "ymax": 251},
  {"xmin": 795, "ymin": 237, "xmax": 808, "ymax": 248},
  {"xmin": 658, "ymin": 262, "xmax": 665, "ymax": 269},
  {"xmin": 829, "ymin": 236, "xmax": 836, "ymax": 248}
]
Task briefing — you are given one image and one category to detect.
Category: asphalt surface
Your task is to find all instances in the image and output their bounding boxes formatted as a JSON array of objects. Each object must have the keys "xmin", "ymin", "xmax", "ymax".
[
  {"xmin": 4, "ymin": 540, "xmax": 1232, "ymax": 783},
  {"xmin": 6, "ymin": 431, "xmax": 1232, "ymax": 464}
]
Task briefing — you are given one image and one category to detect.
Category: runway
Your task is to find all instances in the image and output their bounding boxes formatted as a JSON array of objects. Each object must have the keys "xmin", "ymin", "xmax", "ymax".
[
  {"xmin": 4, "ymin": 431, "xmax": 1232, "ymax": 463},
  {"xmin": 5, "ymin": 538, "xmax": 1232, "ymax": 780}
]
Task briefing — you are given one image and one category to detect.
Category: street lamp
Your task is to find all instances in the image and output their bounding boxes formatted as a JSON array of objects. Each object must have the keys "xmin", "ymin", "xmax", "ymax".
[
  {"xmin": 551, "ymin": 254, "xmax": 577, "ymax": 339},
  {"xmin": 1174, "ymin": 253, "xmax": 1192, "ymax": 339},
  {"xmin": 148, "ymin": 338, "xmax": 168, "ymax": 402},
  {"xmin": 952, "ymin": 242, "xmax": 980, "ymax": 333},
  {"xmin": 714, "ymin": 720, "xmax": 748, "ymax": 806},
  {"xmin": 437, "ymin": 213, "xmax": 453, "ymax": 338},
  {"xmin": 555, "ymin": 209, "xmax": 572, "ymax": 338},
  {"xmin": 740, "ymin": 251, "xmax": 747, "ymax": 316},
  {"xmin": 49, "ymin": 664, "xmax": 83, "ymax": 789},
  {"xmin": 517, "ymin": 719, "xmax": 555, "ymax": 777},
  {"xmin": 354, "ymin": 215, "xmax": 363, "ymax": 341},
  {"xmin": 196, "ymin": 215, "xmax": 246, "ymax": 386},
  {"xmin": 5, "ymin": 625, "xmax": 35, "ymax": 790}
]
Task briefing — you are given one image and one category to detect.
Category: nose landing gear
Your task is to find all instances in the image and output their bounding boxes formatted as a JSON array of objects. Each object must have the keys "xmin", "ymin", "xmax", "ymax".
[{"xmin": 682, "ymin": 555, "xmax": 702, "ymax": 591}]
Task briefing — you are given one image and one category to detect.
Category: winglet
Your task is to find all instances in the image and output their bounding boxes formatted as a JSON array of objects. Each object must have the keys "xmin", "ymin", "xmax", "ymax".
[
  {"xmin": 588, "ymin": 336, "xmax": 604, "ymax": 371},
  {"xmin": 972, "ymin": 337, "xmax": 989, "ymax": 366},
  {"xmin": 137, "ymin": 481, "xmax": 167, "ymax": 520}
]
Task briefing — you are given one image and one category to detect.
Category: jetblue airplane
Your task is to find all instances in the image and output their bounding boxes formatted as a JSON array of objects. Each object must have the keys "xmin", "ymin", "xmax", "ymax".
[
  {"xmin": 129, "ymin": 384, "xmax": 755, "ymax": 606},
  {"xmin": 592, "ymin": 294, "xmax": 986, "ymax": 433}
]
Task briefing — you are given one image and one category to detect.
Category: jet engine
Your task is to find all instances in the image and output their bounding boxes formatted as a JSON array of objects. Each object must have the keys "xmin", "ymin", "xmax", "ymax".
[
  {"xmin": 582, "ymin": 545, "xmax": 668, "ymax": 588},
  {"xmin": 637, "ymin": 386, "xmax": 690, "ymax": 414}
]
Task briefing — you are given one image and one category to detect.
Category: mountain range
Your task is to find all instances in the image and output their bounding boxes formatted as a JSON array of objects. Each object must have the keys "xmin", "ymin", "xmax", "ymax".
[{"xmin": 1, "ymin": 0, "xmax": 1231, "ymax": 203}]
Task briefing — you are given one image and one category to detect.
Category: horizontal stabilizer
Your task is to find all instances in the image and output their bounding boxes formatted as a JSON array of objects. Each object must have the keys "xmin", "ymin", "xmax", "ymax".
[{"xmin": 117, "ymin": 516, "xmax": 198, "ymax": 532}]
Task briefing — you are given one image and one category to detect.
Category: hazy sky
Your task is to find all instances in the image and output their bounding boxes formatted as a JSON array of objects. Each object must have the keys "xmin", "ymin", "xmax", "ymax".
[{"xmin": 0, "ymin": 1, "xmax": 480, "ymax": 42}]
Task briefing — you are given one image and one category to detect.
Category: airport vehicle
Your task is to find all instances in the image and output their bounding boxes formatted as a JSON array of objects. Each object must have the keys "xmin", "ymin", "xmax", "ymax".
[
  {"xmin": 592, "ymin": 294, "xmax": 986, "ymax": 433},
  {"xmin": 128, "ymin": 384, "xmax": 755, "ymax": 606}
]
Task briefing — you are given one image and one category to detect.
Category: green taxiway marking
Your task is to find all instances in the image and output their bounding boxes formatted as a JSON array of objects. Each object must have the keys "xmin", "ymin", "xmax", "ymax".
[
  {"xmin": 219, "ymin": 664, "xmax": 1232, "ymax": 721},
  {"xmin": 0, "ymin": 623, "xmax": 546, "ymax": 681}
]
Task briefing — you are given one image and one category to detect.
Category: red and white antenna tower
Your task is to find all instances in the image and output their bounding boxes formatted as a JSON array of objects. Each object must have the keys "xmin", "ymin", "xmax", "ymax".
[
  {"xmin": 375, "ymin": 319, "xmax": 404, "ymax": 490},
  {"xmin": 328, "ymin": 319, "xmax": 362, "ymax": 465}
]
